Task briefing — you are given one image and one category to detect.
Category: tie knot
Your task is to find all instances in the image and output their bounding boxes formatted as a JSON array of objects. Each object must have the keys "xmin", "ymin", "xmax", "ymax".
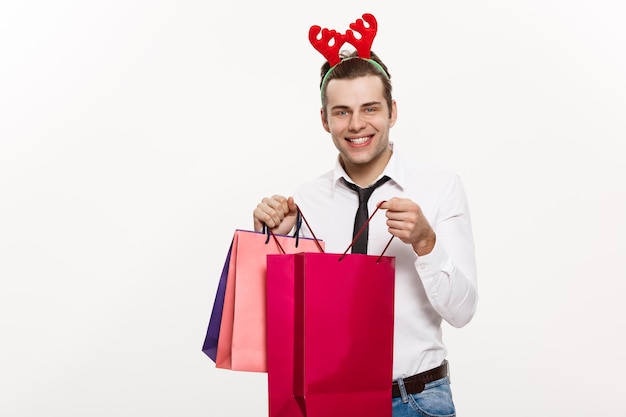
[
  {"xmin": 342, "ymin": 176, "xmax": 391, "ymax": 204},
  {"xmin": 341, "ymin": 175, "xmax": 391, "ymax": 254}
]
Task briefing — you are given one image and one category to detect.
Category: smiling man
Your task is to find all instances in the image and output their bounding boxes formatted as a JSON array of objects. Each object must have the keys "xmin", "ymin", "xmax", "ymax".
[{"xmin": 252, "ymin": 14, "xmax": 478, "ymax": 417}]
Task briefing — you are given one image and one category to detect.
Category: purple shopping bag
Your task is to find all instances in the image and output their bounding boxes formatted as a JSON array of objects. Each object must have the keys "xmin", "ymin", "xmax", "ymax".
[{"xmin": 201, "ymin": 241, "xmax": 233, "ymax": 362}]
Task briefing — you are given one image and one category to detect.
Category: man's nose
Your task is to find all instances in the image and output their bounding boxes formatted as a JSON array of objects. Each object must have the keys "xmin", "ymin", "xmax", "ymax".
[{"xmin": 349, "ymin": 113, "xmax": 366, "ymax": 131}]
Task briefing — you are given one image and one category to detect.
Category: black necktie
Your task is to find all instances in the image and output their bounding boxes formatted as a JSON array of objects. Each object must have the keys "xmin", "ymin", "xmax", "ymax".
[{"xmin": 341, "ymin": 175, "xmax": 391, "ymax": 254}]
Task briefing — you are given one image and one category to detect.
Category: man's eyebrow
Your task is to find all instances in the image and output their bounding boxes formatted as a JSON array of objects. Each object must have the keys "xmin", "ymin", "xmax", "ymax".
[
  {"xmin": 361, "ymin": 101, "xmax": 383, "ymax": 107},
  {"xmin": 330, "ymin": 101, "xmax": 383, "ymax": 111}
]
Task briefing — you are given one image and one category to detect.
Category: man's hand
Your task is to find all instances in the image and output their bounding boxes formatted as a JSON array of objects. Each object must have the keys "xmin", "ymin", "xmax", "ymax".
[
  {"xmin": 379, "ymin": 197, "xmax": 436, "ymax": 256},
  {"xmin": 253, "ymin": 195, "xmax": 298, "ymax": 235}
]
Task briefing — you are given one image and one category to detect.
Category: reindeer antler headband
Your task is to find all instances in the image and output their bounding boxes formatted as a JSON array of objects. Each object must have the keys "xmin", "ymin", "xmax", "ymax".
[{"xmin": 309, "ymin": 13, "xmax": 389, "ymax": 94}]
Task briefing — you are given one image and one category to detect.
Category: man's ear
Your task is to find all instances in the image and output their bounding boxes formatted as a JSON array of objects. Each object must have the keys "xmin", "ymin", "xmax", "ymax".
[
  {"xmin": 389, "ymin": 99, "xmax": 398, "ymax": 128},
  {"xmin": 320, "ymin": 107, "xmax": 330, "ymax": 133}
]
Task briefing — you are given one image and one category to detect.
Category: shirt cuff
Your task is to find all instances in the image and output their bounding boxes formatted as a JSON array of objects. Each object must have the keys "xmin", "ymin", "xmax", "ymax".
[{"xmin": 414, "ymin": 238, "xmax": 452, "ymax": 279}]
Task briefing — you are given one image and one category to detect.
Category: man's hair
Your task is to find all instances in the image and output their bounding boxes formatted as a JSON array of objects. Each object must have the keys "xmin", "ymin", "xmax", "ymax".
[{"xmin": 319, "ymin": 50, "xmax": 393, "ymax": 118}]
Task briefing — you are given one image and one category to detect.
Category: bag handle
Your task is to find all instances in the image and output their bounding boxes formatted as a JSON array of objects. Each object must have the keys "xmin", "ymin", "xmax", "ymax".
[
  {"xmin": 263, "ymin": 204, "xmax": 325, "ymax": 254},
  {"xmin": 294, "ymin": 204, "xmax": 325, "ymax": 253},
  {"xmin": 340, "ymin": 200, "xmax": 394, "ymax": 263}
]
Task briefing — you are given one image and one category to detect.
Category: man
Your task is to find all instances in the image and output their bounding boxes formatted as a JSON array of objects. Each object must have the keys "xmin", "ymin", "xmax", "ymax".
[{"xmin": 253, "ymin": 14, "xmax": 478, "ymax": 416}]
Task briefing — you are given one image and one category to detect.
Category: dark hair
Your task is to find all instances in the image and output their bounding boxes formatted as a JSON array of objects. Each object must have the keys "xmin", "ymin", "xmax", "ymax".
[{"xmin": 319, "ymin": 50, "xmax": 393, "ymax": 117}]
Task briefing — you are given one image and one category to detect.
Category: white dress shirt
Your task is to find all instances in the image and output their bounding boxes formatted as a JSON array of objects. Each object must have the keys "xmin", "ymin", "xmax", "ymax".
[{"xmin": 292, "ymin": 143, "xmax": 478, "ymax": 380}]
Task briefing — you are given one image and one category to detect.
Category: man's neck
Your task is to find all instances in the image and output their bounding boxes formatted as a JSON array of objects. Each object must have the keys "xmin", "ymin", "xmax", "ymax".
[{"xmin": 341, "ymin": 150, "xmax": 392, "ymax": 188}]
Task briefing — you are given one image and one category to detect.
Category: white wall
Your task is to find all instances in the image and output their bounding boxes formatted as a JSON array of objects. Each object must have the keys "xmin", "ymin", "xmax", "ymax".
[{"xmin": 1, "ymin": 1, "xmax": 624, "ymax": 416}]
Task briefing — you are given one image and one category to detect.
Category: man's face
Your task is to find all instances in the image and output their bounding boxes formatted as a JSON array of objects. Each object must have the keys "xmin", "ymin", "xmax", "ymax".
[{"xmin": 321, "ymin": 75, "xmax": 397, "ymax": 180}]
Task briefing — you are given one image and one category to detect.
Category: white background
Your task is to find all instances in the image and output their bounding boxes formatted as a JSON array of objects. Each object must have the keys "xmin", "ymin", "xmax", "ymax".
[{"xmin": 1, "ymin": 1, "xmax": 625, "ymax": 416}]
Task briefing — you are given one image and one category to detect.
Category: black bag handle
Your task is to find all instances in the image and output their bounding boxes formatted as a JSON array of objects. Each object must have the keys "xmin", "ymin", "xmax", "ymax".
[{"xmin": 263, "ymin": 205, "xmax": 325, "ymax": 254}]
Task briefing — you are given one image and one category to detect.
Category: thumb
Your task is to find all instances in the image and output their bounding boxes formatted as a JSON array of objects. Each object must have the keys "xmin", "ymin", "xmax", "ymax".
[
  {"xmin": 377, "ymin": 199, "xmax": 391, "ymax": 210},
  {"xmin": 287, "ymin": 196, "xmax": 298, "ymax": 215}
]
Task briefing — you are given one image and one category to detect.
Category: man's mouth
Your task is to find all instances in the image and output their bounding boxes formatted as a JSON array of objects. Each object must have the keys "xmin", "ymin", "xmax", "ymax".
[{"xmin": 346, "ymin": 135, "xmax": 372, "ymax": 145}]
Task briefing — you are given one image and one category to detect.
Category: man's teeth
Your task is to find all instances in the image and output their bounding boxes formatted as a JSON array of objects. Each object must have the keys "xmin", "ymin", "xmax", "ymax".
[{"xmin": 348, "ymin": 136, "xmax": 369, "ymax": 144}]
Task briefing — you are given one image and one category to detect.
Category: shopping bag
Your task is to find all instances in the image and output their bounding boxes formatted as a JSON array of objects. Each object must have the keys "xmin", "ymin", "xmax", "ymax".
[
  {"xmin": 266, "ymin": 254, "xmax": 304, "ymax": 417},
  {"xmin": 295, "ymin": 251, "xmax": 394, "ymax": 417},
  {"xmin": 214, "ymin": 225, "xmax": 324, "ymax": 372},
  {"xmin": 266, "ymin": 203, "xmax": 395, "ymax": 417},
  {"xmin": 201, "ymin": 240, "xmax": 233, "ymax": 362}
]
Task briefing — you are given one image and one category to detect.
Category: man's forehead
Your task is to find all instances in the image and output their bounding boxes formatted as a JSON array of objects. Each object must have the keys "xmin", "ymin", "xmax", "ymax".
[{"xmin": 325, "ymin": 76, "xmax": 386, "ymax": 106}]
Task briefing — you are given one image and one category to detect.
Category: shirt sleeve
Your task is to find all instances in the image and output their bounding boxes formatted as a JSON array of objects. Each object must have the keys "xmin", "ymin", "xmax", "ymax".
[{"xmin": 415, "ymin": 174, "xmax": 478, "ymax": 328}]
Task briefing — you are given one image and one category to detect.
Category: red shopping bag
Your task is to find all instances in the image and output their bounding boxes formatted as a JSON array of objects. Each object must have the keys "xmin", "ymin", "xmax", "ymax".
[
  {"xmin": 266, "ymin": 204, "xmax": 395, "ymax": 417},
  {"xmin": 214, "ymin": 224, "xmax": 324, "ymax": 372}
]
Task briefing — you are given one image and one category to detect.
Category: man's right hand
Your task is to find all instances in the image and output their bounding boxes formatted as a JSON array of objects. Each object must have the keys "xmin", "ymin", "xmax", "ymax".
[{"xmin": 253, "ymin": 195, "xmax": 298, "ymax": 235}]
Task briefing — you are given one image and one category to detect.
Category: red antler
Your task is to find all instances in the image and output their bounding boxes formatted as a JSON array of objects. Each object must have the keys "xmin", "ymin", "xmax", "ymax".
[
  {"xmin": 345, "ymin": 13, "xmax": 378, "ymax": 59},
  {"xmin": 308, "ymin": 26, "xmax": 347, "ymax": 67}
]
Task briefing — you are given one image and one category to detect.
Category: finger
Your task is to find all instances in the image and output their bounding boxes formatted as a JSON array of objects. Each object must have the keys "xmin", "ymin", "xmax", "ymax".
[
  {"xmin": 377, "ymin": 199, "xmax": 391, "ymax": 210},
  {"xmin": 385, "ymin": 208, "xmax": 416, "ymax": 223},
  {"xmin": 267, "ymin": 195, "xmax": 288, "ymax": 212},
  {"xmin": 287, "ymin": 196, "xmax": 298, "ymax": 215},
  {"xmin": 384, "ymin": 221, "xmax": 413, "ymax": 243},
  {"xmin": 382, "ymin": 197, "xmax": 415, "ymax": 212},
  {"xmin": 255, "ymin": 197, "xmax": 286, "ymax": 228},
  {"xmin": 253, "ymin": 205, "xmax": 277, "ymax": 229},
  {"xmin": 378, "ymin": 197, "xmax": 406, "ymax": 212}
]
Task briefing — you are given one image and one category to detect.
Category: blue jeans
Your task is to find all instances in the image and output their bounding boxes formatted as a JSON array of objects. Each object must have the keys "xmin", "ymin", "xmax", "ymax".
[{"xmin": 391, "ymin": 376, "xmax": 456, "ymax": 417}]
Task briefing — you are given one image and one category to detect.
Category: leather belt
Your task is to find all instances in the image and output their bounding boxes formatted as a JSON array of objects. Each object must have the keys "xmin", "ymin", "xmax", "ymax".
[{"xmin": 392, "ymin": 360, "xmax": 449, "ymax": 398}]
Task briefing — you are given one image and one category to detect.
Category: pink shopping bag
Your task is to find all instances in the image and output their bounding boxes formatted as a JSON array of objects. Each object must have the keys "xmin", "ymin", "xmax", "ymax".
[
  {"xmin": 266, "ymin": 254, "xmax": 303, "ymax": 417},
  {"xmin": 294, "ymin": 251, "xmax": 394, "ymax": 417},
  {"xmin": 266, "ymin": 203, "xmax": 395, "ymax": 417},
  {"xmin": 215, "ymin": 227, "xmax": 324, "ymax": 372}
]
